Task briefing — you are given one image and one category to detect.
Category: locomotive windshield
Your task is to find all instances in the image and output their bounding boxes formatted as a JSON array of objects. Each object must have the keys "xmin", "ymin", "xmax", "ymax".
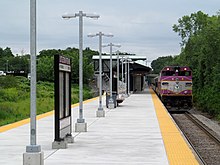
[
  {"xmin": 179, "ymin": 71, "xmax": 191, "ymax": 76},
  {"xmin": 161, "ymin": 70, "xmax": 191, "ymax": 76},
  {"xmin": 161, "ymin": 71, "xmax": 175, "ymax": 76}
]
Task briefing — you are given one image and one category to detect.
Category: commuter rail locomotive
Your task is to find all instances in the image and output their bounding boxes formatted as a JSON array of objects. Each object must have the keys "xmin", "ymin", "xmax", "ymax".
[{"xmin": 152, "ymin": 66, "xmax": 193, "ymax": 108}]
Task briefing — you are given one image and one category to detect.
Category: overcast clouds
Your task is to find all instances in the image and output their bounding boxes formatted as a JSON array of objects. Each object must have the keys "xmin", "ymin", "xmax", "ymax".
[{"xmin": 0, "ymin": 0, "xmax": 219, "ymax": 62}]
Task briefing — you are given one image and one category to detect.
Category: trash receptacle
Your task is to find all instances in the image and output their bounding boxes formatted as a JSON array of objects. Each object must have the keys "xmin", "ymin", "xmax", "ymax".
[{"xmin": 106, "ymin": 91, "xmax": 117, "ymax": 108}]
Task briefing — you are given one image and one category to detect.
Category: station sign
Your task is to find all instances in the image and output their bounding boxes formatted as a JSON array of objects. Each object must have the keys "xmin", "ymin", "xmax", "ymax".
[{"xmin": 54, "ymin": 55, "xmax": 72, "ymax": 142}]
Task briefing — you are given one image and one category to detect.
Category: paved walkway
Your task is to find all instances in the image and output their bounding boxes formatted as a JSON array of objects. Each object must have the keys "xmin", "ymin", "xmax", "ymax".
[{"xmin": 0, "ymin": 89, "xmax": 168, "ymax": 164}]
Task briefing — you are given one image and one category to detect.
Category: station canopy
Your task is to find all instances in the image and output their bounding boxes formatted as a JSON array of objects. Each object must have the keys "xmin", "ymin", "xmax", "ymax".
[{"xmin": 92, "ymin": 55, "xmax": 151, "ymax": 75}]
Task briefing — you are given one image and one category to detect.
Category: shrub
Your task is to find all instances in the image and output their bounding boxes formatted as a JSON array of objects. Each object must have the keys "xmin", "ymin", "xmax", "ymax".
[
  {"xmin": 0, "ymin": 76, "xmax": 18, "ymax": 88},
  {"xmin": 0, "ymin": 76, "xmax": 94, "ymax": 126}
]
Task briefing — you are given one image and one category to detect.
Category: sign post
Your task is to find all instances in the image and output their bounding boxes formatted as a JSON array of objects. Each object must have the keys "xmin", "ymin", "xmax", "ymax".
[{"xmin": 52, "ymin": 55, "xmax": 74, "ymax": 149}]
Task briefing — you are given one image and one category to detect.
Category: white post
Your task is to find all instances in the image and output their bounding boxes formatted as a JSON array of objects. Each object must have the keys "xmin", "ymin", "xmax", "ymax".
[
  {"xmin": 23, "ymin": 0, "xmax": 44, "ymax": 164},
  {"xmin": 121, "ymin": 56, "xmax": 124, "ymax": 95},
  {"xmin": 88, "ymin": 32, "xmax": 113, "ymax": 117},
  {"xmin": 128, "ymin": 59, "xmax": 131, "ymax": 96},
  {"xmin": 78, "ymin": 11, "xmax": 84, "ymax": 124},
  {"xmin": 62, "ymin": 11, "xmax": 100, "ymax": 132},
  {"xmin": 109, "ymin": 43, "xmax": 114, "ymax": 109},
  {"xmin": 98, "ymin": 33, "xmax": 103, "ymax": 113},
  {"xmin": 125, "ymin": 58, "xmax": 128, "ymax": 97},
  {"xmin": 116, "ymin": 51, "xmax": 120, "ymax": 96},
  {"xmin": 103, "ymin": 43, "xmax": 120, "ymax": 109}
]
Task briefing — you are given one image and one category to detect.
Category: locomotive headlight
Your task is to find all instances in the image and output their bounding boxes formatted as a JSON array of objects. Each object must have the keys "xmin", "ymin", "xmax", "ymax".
[{"xmin": 185, "ymin": 82, "xmax": 192, "ymax": 87}]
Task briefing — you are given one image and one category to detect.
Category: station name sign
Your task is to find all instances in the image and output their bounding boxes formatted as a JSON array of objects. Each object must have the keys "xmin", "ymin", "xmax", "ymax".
[
  {"xmin": 59, "ymin": 56, "xmax": 71, "ymax": 72},
  {"xmin": 54, "ymin": 55, "xmax": 72, "ymax": 142}
]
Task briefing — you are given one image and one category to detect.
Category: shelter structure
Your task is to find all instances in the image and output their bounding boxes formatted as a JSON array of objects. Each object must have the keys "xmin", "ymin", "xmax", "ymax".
[{"xmin": 92, "ymin": 55, "xmax": 151, "ymax": 92}]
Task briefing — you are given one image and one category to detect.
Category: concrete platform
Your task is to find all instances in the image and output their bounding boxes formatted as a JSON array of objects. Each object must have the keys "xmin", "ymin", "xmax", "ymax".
[{"xmin": 0, "ymin": 88, "xmax": 198, "ymax": 164}]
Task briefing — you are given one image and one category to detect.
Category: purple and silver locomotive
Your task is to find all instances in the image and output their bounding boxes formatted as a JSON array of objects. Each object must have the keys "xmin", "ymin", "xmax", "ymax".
[{"xmin": 155, "ymin": 66, "xmax": 193, "ymax": 108}]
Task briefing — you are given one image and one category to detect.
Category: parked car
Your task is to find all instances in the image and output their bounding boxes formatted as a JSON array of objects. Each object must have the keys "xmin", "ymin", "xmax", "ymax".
[{"xmin": 0, "ymin": 71, "xmax": 6, "ymax": 76}]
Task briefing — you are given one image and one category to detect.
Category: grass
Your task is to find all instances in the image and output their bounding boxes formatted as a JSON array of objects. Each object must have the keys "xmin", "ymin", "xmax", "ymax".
[{"xmin": 0, "ymin": 76, "xmax": 95, "ymax": 126}]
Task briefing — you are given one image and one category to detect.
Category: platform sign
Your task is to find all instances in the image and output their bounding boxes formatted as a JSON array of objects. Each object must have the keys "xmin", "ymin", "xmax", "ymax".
[{"xmin": 54, "ymin": 55, "xmax": 71, "ymax": 141}]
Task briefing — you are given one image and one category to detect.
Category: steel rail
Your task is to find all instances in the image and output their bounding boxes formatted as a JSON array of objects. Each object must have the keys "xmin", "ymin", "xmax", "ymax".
[
  {"xmin": 185, "ymin": 112, "xmax": 220, "ymax": 146},
  {"xmin": 171, "ymin": 113, "xmax": 207, "ymax": 165}
]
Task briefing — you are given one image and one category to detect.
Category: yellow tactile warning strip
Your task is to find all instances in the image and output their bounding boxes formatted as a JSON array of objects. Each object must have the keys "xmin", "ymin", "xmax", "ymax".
[
  {"xmin": 149, "ymin": 88, "xmax": 199, "ymax": 165},
  {"xmin": 0, "ymin": 96, "xmax": 98, "ymax": 133}
]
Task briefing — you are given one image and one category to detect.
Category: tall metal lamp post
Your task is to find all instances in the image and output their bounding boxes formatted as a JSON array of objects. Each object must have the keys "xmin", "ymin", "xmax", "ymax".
[
  {"xmin": 127, "ymin": 58, "xmax": 133, "ymax": 96},
  {"xmin": 88, "ymin": 32, "xmax": 113, "ymax": 117},
  {"xmin": 62, "ymin": 11, "xmax": 99, "ymax": 132},
  {"xmin": 116, "ymin": 50, "xmax": 120, "ymax": 97},
  {"xmin": 23, "ymin": 0, "xmax": 44, "ymax": 164},
  {"xmin": 120, "ymin": 56, "xmax": 125, "ymax": 96},
  {"xmin": 125, "ymin": 57, "xmax": 128, "ymax": 97},
  {"xmin": 103, "ymin": 43, "xmax": 121, "ymax": 109}
]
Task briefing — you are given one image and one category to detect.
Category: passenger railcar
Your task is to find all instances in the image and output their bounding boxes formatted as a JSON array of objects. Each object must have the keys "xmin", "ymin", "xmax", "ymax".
[{"xmin": 154, "ymin": 66, "xmax": 192, "ymax": 108}]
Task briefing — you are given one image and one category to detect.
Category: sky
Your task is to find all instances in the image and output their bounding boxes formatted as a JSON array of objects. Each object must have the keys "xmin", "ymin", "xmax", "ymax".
[{"xmin": 0, "ymin": 0, "xmax": 219, "ymax": 63}]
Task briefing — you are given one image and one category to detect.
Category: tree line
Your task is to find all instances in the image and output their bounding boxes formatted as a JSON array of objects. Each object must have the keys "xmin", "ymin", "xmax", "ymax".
[
  {"xmin": 0, "ymin": 47, "xmax": 98, "ymax": 84},
  {"xmin": 151, "ymin": 11, "xmax": 220, "ymax": 119}
]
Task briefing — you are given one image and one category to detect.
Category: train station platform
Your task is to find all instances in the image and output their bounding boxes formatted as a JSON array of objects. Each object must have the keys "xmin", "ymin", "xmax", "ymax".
[{"xmin": 0, "ymin": 88, "xmax": 199, "ymax": 164}]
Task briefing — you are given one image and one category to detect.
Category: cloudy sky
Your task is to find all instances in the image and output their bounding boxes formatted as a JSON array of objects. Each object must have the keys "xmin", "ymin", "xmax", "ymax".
[{"xmin": 0, "ymin": 0, "xmax": 219, "ymax": 62}]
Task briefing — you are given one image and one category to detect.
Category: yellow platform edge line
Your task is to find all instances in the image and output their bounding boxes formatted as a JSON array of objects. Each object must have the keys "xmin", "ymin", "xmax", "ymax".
[
  {"xmin": 149, "ymin": 88, "xmax": 199, "ymax": 165},
  {"xmin": 0, "ymin": 96, "xmax": 99, "ymax": 133}
]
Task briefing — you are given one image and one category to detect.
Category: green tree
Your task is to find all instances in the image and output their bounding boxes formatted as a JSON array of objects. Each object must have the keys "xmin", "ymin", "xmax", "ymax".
[
  {"xmin": 151, "ymin": 56, "xmax": 174, "ymax": 74},
  {"xmin": 173, "ymin": 11, "xmax": 220, "ymax": 118},
  {"xmin": 37, "ymin": 47, "xmax": 98, "ymax": 83},
  {"xmin": 9, "ymin": 56, "xmax": 29, "ymax": 73},
  {"xmin": 173, "ymin": 11, "xmax": 209, "ymax": 47},
  {"xmin": 2, "ymin": 47, "xmax": 14, "ymax": 58},
  {"xmin": 0, "ymin": 47, "xmax": 4, "ymax": 58},
  {"xmin": 37, "ymin": 56, "xmax": 54, "ymax": 82}
]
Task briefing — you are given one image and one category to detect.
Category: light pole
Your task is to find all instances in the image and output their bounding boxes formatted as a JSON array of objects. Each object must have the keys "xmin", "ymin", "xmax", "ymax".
[
  {"xmin": 120, "ymin": 56, "xmax": 125, "ymax": 95},
  {"xmin": 116, "ymin": 50, "xmax": 120, "ymax": 96},
  {"xmin": 127, "ymin": 58, "xmax": 133, "ymax": 96},
  {"xmin": 88, "ymin": 32, "xmax": 113, "ymax": 117},
  {"xmin": 62, "ymin": 11, "xmax": 99, "ymax": 132},
  {"xmin": 23, "ymin": 0, "xmax": 44, "ymax": 164},
  {"xmin": 27, "ymin": 0, "xmax": 39, "ymax": 153},
  {"xmin": 125, "ymin": 57, "xmax": 128, "ymax": 97},
  {"xmin": 103, "ymin": 43, "xmax": 121, "ymax": 109}
]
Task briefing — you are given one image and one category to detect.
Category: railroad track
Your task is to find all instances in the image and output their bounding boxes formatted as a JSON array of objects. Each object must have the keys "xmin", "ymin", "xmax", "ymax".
[{"xmin": 171, "ymin": 112, "xmax": 220, "ymax": 165}]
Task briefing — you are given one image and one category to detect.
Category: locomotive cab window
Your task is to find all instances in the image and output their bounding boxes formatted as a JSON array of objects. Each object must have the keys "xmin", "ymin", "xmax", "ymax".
[
  {"xmin": 179, "ymin": 71, "xmax": 191, "ymax": 76},
  {"xmin": 161, "ymin": 71, "xmax": 175, "ymax": 76}
]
